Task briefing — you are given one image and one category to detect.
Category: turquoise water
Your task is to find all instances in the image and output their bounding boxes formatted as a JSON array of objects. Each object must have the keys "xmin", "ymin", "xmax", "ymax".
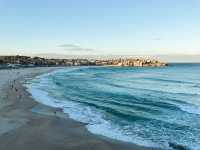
[{"xmin": 27, "ymin": 64, "xmax": 200, "ymax": 149}]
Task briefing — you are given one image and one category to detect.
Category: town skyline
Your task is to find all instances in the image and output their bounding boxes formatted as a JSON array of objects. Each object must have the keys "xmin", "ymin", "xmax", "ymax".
[{"xmin": 1, "ymin": 53, "xmax": 200, "ymax": 63}]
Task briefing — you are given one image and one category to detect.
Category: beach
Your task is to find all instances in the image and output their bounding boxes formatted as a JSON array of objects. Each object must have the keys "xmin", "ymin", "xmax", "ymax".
[{"xmin": 0, "ymin": 67, "xmax": 151, "ymax": 150}]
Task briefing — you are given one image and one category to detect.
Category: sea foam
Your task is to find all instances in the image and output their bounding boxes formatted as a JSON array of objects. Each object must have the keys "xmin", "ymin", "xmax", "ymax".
[
  {"xmin": 25, "ymin": 68, "xmax": 158, "ymax": 148},
  {"xmin": 25, "ymin": 65, "xmax": 200, "ymax": 150}
]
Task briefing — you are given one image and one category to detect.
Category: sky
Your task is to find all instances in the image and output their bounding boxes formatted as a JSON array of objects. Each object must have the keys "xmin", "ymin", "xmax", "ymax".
[{"xmin": 0, "ymin": 0, "xmax": 200, "ymax": 56}]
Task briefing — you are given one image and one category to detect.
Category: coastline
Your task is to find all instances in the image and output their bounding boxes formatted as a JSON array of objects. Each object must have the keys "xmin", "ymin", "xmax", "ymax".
[{"xmin": 0, "ymin": 67, "xmax": 155, "ymax": 150}]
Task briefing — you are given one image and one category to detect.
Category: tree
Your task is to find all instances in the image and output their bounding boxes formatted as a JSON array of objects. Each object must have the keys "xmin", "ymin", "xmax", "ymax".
[{"xmin": 0, "ymin": 59, "xmax": 4, "ymax": 64}]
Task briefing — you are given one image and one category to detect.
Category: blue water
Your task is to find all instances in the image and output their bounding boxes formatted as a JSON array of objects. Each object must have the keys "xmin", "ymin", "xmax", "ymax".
[{"xmin": 26, "ymin": 64, "xmax": 200, "ymax": 149}]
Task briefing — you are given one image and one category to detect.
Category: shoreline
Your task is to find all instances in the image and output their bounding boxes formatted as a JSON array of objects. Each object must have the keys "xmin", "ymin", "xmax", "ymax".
[{"xmin": 0, "ymin": 67, "xmax": 155, "ymax": 150}]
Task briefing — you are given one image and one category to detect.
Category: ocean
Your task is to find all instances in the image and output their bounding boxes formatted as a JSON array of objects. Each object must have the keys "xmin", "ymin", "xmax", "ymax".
[{"xmin": 26, "ymin": 64, "xmax": 200, "ymax": 149}]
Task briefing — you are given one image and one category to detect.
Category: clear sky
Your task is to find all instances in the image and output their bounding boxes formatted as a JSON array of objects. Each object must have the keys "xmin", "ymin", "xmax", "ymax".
[{"xmin": 0, "ymin": 0, "xmax": 200, "ymax": 55}]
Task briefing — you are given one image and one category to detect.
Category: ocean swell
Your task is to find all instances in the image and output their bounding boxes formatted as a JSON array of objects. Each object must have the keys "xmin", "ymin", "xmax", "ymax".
[{"xmin": 26, "ymin": 65, "xmax": 200, "ymax": 150}]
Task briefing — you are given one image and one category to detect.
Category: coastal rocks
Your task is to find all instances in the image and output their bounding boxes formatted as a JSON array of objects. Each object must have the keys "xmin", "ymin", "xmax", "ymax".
[{"xmin": 168, "ymin": 142, "xmax": 188, "ymax": 150}]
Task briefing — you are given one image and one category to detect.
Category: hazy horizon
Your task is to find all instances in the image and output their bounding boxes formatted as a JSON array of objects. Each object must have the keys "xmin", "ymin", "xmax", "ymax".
[{"xmin": 1, "ymin": 53, "xmax": 200, "ymax": 63}]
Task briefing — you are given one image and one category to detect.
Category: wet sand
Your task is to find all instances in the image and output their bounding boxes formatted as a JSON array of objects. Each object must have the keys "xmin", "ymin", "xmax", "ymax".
[{"xmin": 0, "ymin": 67, "xmax": 155, "ymax": 150}]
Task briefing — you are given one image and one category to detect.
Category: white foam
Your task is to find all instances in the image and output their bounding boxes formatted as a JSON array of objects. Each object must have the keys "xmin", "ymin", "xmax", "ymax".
[
  {"xmin": 25, "ymin": 67, "xmax": 200, "ymax": 150},
  {"xmin": 25, "ymin": 69, "xmax": 158, "ymax": 149},
  {"xmin": 179, "ymin": 104, "xmax": 200, "ymax": 115},
  {"xmin": 27, "ymin": 87, "xmax": 63, "ymax": 108}
]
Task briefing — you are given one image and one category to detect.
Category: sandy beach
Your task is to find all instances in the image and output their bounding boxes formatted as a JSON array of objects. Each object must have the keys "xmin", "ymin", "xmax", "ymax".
[{"xmin": 0, "ymin": 67, "xmax": 154, "ymax": 150}]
